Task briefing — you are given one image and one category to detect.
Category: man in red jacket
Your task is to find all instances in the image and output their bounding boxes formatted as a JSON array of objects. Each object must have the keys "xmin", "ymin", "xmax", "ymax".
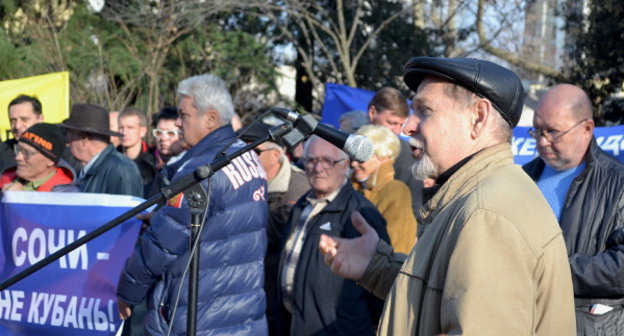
[{"xmin": 1, "ymin": 123, "xmax": 76, "ymax": 192}]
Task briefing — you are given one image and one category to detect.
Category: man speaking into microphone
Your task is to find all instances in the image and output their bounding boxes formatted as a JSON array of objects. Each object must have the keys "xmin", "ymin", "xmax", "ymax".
[
  {"xmin": 319, "ymin": 57, "xmax": 576, "ymax": 335},
  {"xmin": 116, "ymin": 74, "xmax": 269, "ymax": 336}
]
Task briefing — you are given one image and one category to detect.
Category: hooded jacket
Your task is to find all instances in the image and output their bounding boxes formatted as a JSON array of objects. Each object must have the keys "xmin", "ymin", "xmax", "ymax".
[
  {"xmin": 0, "ymin": 158, "xmax": 79, "ymax": 192},
  {"xmin": 117, "ymin": 125, "xmax": 269, "ymax": 336}
]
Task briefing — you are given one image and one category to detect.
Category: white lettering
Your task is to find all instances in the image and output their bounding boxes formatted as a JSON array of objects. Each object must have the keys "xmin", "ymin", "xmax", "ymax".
[
  {"xmin": 67, "ymin": 230, "xmax": 88, "ymax": 270},
  {"xmin": 78, "ymin": 297, "xmax": 94, "ymax": 329},
  {"xmin": 599, "ymin": 135, "xmax": 623, "ymax": 156},
  {"xmin": 11, "ymin": 228, "xmax": 27, "ymax": 267},
  {"xmin": 0, "ymin": 290, "xmax": 25, "ymax": 321},
  {"xmin": 232, "ymin": 157, "xmax": 252, "ymax": 182},
  {"xmin": 28, "ymin": 228, "xmax": 46, "ymax": 265},
  {"xmin": 11, "ymin": 229, "xmax": 88, "ymax": 270},
  {"xmin": 93, "ymin": 298, "xmax": 108, "ymax": 331},
  {"xmin": 48, "ymin": 229, "xmax": 66, "ymax": 268},
  {"xmin": 50, "ymin": 294, "xmax": 67, "ymax": 326},
  {"xmin": 519, "ymin": 137, "xmax": 537, "ymax": 156},
  {"xmin": 242, "ymin": 152, "xmax": 260, "ymax": 178},
  {"xmin": 222, "ymin": 164, "xmax": 243, "ymax": 189},
  {"xmin": 63, "ymin": 296, "xmax": 78, "ymax": 328}
]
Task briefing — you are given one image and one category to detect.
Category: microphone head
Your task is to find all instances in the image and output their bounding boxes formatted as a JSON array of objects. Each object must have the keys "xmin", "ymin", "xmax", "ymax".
[{"xmin": 344, "ymin": 134, "xmax": 374, "ymax": 162}]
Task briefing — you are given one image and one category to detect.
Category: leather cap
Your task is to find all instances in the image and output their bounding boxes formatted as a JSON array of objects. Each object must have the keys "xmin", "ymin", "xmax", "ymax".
[
  {"xmin": 403, "ymin": 57, "xmax": 525, "ymax": 127},
  {"xmin": 59, "ymin": 104, "xmax": 123, "ymax": 137}
]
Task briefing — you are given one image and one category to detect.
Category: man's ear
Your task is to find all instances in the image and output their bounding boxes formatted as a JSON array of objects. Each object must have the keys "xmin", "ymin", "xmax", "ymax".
[
  {"xmin": 139, "ymin": 126, "xmax": 147, "ymax": 138},
  {"xmin": 367, "ymin": 105, "xmax": 376, "ymax": 122},
  {"xmin": 470, "ymin": 99, "xmax": 491, "ymax": 139},
  {"xmin": 203, "ymin": 109, "xmax": 220, "ymax": 130}
]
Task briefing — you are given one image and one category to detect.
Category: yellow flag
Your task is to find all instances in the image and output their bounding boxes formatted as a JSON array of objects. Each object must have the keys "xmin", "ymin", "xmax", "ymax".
[{"xmin": 0, "ymin": 72, "xmax": 70, "ymax": 141}]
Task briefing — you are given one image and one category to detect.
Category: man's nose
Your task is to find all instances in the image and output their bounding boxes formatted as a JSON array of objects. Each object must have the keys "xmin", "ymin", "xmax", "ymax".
[{"xmin": 402, "ymin": 115, "xmax": 420, "ymax": 136}]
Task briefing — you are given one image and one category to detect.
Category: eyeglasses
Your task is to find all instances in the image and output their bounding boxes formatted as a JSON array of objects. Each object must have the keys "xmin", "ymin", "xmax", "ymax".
[
  {"xmin": 253, "ymin": 148, "xmax": 269, "ymax": 155},
  {"xmin": 302, "ymin": 157, "xmax": 347, "ymax": 170},
  {"xmin": 15, "ymin": 145, "xmax": 40, "ymax": 160},
  {"xmin": 253, "ymin": 147, "xmax": 281, "ymax": 155},
  {"xmin": 528, "ymin": 119, "xmax": 588, "ymax": 144},
  {"xmin": 152, "ymin": 129, "xmax": 179, "ymax": 138}
]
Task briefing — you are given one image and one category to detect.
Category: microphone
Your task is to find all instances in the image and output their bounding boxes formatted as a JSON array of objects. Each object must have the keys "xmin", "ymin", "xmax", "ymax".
[{"xmin": 270, "ymin": 108, "xmax": 374, "ymax": 162}]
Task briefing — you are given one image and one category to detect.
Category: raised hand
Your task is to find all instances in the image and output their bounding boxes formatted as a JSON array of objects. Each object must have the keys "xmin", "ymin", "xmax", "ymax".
[{"xmin": 319, "ymin": 211, "xmax": 379, "ymax": 280}]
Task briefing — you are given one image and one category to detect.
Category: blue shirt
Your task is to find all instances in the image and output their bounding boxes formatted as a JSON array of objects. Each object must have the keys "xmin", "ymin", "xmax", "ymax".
[{"xmin": 537, "ymin": 162, "xmax": 586, "ymax": 220}]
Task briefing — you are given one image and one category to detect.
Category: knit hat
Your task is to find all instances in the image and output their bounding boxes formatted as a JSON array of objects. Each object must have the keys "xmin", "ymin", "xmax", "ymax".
[{"xmin": 19, "ymin": 123, "xmax": 65, "ymax": 164}]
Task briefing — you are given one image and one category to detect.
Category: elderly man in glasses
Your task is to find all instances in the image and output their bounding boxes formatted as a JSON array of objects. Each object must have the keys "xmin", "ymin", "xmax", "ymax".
[
  {"xmin": 277, "ymin": 135, "xmax": 389, "ymax": 335},
  {"xmin": 523, "ymin": 84, "xmax": 624, "ymax": 335},
  {"xmin": 1, "ymin": 123, "xmax": 78, "ymax": 192}
]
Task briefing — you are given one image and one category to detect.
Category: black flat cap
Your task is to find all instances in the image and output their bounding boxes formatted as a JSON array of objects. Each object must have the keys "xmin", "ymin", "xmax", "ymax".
[{"xmin": 403, "ymin": 57, "xmax": 525, "ymax": 128}]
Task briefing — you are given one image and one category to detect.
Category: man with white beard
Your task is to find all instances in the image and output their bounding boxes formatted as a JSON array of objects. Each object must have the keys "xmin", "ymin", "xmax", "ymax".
[{"xmin": 319, "ymin": 56, "xmax": 576, "ymax": 335}]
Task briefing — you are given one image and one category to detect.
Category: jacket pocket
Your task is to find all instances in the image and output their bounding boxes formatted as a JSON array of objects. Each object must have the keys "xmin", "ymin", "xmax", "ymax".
[{"xmin": 575, "ymin": 298, "xmax": 624, "ymax": 336}]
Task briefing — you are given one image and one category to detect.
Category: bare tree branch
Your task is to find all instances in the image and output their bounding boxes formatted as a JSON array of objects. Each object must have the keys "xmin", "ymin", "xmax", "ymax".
[{"xmin": 476, "ymin": 0, "xmax": 568, "ymax": 82}]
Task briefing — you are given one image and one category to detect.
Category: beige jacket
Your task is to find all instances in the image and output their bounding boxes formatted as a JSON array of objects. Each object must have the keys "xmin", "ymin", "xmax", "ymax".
[
  {"xmin": 360, "ymin": 144, "xmax": 576, "ymax": 335},
  {"xmin": 353, "ymin": 159, "xmax": 418, "ymax": 254}
]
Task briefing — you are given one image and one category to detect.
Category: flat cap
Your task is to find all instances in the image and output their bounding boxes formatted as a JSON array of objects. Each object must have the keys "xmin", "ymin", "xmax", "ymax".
[{"xmin": 403, "ymin": 57, "xmax": 525, "ymax": 127}]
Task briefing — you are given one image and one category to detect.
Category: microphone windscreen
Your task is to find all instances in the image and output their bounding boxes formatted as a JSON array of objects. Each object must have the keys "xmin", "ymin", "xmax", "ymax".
[{"xmin": 344, "ymin": 134, "xmax": 374, "ymax": 163}]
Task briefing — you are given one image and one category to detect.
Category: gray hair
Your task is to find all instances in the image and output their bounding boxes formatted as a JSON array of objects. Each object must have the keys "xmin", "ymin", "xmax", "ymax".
[
  {"xmin": 303, "ymin": 135, "xmax": 349, "ymax": 161},
  {"xmin": 443, "ymin": 81, "xmax": 512, "ymax": 143},
  {"xmin": 176, "ymin": 74, "xmax": 235, "ymax": 125},
  {"xmin": 339, "ymin": 110, "xmax": 369, "ymax": 133}
]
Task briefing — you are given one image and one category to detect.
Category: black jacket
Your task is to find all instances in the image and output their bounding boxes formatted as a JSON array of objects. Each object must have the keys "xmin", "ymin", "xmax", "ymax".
[
  {"xmin": 524, "ymin": 138, "xmax": 624, "ymax": 335},
  {"xmin": 78, "ymin": 144, "xmax": 143, "ymax": 197},
  {"xmin": 279, "ymin": 183, "xmax": 389, "ymax": 336}
]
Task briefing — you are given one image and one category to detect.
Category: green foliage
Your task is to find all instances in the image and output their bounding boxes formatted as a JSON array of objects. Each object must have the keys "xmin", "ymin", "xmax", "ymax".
[
  {"xmin": 0, "ymin": 1, "xmax": 282, "ymax": 119},
  {"xmin": 355, "ymin": 1, "xmax": 436, "ymax": 92}
]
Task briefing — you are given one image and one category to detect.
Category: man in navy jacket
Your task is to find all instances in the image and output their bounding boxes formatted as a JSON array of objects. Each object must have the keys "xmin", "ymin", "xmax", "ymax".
[
  {"xmin": 279, "ymin": 136, "xmax": 389, "ymax": 335},
  {"xmin": 117, "ymin": 74, "xmax": 269, "ymax": 335}
]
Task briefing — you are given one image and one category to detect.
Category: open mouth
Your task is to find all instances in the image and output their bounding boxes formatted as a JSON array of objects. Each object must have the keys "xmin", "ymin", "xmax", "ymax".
[{"xmin": 408, "ymin": 138, "xmax": 425, "ymax": 160}]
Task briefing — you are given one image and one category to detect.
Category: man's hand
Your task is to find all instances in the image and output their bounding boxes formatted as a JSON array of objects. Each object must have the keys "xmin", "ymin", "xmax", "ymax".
[
  {"xmin": 319, "ymin": 211, "xmax": 379, "ymax": 281},
  {"xmin": 117, "ymin": 298, "xmax": 132, "ymax": 320}
]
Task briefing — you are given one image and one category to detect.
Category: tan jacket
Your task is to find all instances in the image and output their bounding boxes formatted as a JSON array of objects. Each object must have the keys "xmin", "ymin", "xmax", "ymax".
[
  {"xmin": 360, "ymin": 144, "xmax": 576, "ymax": 335},
  {"xmin": 353, "ymin": 160, "xmax": 418, "ymax": 254}
]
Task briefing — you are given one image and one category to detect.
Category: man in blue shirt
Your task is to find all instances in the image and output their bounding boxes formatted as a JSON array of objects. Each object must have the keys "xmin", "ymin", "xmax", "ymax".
[{"xmin": 523, "ymin": 84, "xmax": 624, "ymax": 336}]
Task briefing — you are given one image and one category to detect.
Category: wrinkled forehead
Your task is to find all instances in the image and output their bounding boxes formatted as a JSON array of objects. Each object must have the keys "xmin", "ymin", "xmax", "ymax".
[
  {"xmin": 411, "ymin": 76, "xmax": 453, "ymax": 108},
  {"xmin": 304, "ymin": 136, "xmax": 344, "ymax": 159}
]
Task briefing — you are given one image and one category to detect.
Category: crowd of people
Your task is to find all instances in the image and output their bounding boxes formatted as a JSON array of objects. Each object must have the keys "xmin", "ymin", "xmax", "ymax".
[{"xmin": 0, "ymin": 56, "xmax": 623, "ymax": 336}]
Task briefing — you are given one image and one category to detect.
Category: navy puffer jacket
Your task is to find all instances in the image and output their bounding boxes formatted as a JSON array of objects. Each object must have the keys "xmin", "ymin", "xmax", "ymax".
[{"xmin": 117, "ymin": 125, "xmax": 269, "ymax": 335}]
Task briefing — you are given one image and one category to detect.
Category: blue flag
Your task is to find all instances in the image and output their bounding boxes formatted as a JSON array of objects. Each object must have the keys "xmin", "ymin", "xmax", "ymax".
[{"xmin": 321, "ymin": 83, "xmax": 624, "ymax": 164}]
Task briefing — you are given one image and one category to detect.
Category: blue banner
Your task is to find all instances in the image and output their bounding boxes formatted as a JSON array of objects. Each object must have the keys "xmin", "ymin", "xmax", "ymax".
[
  {"xmin": 512, "ymin": 125, "xmax": 624, "ymax": 164},
  {"xmin": 322, "ymin": 83, "xmax": 624, "ymax": 164},
  {"xmin": 0, "ymin": 192, "xmax": 145, "ymax": 336}
]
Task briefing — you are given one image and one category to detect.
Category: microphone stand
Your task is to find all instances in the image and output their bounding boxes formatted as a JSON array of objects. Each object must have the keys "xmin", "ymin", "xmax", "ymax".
[{"xmin": 0, "ymin": 122, "xmax": 294, "ymax": 336}]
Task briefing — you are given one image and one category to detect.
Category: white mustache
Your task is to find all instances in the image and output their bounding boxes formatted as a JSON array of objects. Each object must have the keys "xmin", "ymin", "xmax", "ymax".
[{"xmin": 408, "ymin": 137, "xmax": 424, "ymax": 150}]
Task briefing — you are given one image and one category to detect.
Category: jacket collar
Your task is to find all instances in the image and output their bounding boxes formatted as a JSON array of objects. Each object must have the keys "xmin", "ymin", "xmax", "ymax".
[
  {"xmin": 167, "ymin": 125, "xmax": 235, "ymax": 175},
  {"xmin": 353, "ymin": 159, "xmax": 395, "ymax": 191},
  {"xmin": 301, "ymin": 180, "xmax": 353, "ymax": 214},
  {"xmin": 269, "ymin": 156, "xmax": 296, "ymax": 193},
  {"xmin": 82, "ymin": 144, "xmax": 116, "ymax": 178},
  {"xmin": 418, "ymin": 143, "xmax": 513, "ymax": 222}
]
